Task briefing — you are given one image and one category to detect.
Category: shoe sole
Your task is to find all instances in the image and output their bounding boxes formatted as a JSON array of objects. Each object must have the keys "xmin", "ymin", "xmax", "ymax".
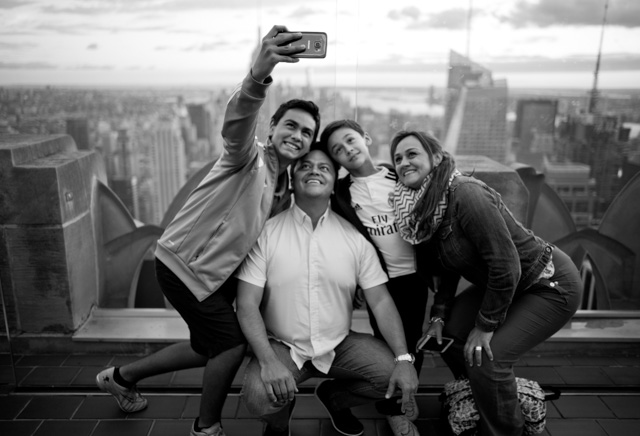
[{"xmin": 314, "ymin": 383, "xmax": 364, "ymax": 436}]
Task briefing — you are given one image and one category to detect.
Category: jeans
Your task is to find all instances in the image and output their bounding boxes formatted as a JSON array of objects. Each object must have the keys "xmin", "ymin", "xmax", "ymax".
[
  {"xmin": 441, "ymin": 248, "xmax": 582, "ymax": 436},
  {"xmin": 242, "ymin": 331, "xmax": 396, "ymax": 429},
  {"xmin": 367, "ymin": 272, "xmax": 428, "ymax": 415}
]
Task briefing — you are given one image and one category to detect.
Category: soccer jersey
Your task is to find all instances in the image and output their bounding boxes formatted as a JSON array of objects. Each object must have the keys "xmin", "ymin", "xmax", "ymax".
[{"xmin": 349, "ymin": 167, "xmax": 416, "ymax": 278}]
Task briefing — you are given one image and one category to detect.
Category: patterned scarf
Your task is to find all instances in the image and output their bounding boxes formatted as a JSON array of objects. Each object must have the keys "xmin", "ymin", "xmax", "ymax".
[{"xmin": 392, "ymin": 169, "xmax": 461, "ymax": 245}]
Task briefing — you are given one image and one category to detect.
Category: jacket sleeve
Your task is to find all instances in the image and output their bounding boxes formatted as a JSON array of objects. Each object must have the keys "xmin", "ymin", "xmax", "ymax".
[
  {"xmin": 220, "ymin": 72, "xmax": 271, "ymax": 168},
  {"xmin": 455, "ymin": 182, "xmax": 521, "ymax": 331}
]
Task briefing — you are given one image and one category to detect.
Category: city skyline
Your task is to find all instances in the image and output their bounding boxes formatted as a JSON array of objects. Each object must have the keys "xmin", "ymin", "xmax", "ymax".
[{"xmin": 1, "ymin": 0, "xmax": 640, "ymax": 89}]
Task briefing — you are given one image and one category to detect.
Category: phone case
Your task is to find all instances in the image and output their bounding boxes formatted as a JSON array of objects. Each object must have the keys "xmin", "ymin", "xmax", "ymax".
[{"xmin": 291, "ymin": 32, "xmax": 327, "ymax": 58}]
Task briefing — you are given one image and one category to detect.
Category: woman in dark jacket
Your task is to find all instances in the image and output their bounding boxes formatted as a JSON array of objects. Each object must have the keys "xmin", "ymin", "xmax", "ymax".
[{"xmin": 389, "ymin": 130, "xmax": 583, "ymax": 436}]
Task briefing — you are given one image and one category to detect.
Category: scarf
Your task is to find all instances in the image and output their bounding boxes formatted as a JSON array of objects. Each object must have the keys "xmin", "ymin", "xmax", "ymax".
[{"xmin": 392, "ymin": 169, "xmax": 461, "ymax": 245}]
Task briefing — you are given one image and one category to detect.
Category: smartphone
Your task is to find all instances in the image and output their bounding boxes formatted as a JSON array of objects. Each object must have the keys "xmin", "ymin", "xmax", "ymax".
[
  {"xmin": 286, "ymin": 32, "xmax": 327, "ymax": 58},
  {"xmin": 416, "ymin": 336, "xmax": 454, "ymax": 353}
]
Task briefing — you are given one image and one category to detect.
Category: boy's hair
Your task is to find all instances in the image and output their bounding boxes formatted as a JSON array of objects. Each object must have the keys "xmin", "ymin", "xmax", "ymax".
[
  {"xmin": 270, "ymin": 99, "xmax": 321, "ymax": 143},
  {"xmin": 319, "ymin": 119, "xmax": 365, "ymax": 155}
]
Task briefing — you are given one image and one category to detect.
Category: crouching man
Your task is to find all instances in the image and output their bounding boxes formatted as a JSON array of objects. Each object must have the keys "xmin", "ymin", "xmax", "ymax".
[{"xmin": 236, "ymin": 143, "xmax": 420, "ymax": 436}]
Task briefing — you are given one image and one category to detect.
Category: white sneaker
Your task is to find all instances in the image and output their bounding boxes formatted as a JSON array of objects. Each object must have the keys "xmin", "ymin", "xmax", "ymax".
[
  {"xmin": 96, "ymin": 367, "xmax": 147, "ymax": 413},
  {"xmin": 190, "ymin": 420, "xmax": 225, "ymax": 436},
  {"xmin": 386, "ymin": 414, "xmax": 420, "ymax": 436}
]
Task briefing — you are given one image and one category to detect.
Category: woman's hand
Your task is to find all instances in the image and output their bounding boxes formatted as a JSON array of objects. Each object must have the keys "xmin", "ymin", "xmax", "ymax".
[
  {"xmin": 464, "ymin": 327, "xmax": 494, "ymax": 366},
  {"xmin": 416, "ymin": 319, "xmax": 443, "ymax": 352}
]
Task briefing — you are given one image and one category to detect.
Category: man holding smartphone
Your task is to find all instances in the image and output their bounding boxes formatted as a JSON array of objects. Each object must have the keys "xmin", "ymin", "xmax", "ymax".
[{"xmin": 96, "ymin": 26, "xmax": 320, "ymax": 436}]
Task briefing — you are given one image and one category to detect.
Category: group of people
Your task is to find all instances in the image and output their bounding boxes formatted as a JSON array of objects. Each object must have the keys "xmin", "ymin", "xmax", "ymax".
[{"xmin": 96, "ymin": 26, "xmax": 583, "ymax": 436}]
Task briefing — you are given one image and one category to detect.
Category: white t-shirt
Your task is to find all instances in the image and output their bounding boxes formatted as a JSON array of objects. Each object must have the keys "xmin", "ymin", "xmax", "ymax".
[
  {"xmin": 349, "ymin": 167, "xmax": 416, "ymax": 278},
  {"xmin": 236, "ymin": 204, "xmax": 388, "ymax": 373}
]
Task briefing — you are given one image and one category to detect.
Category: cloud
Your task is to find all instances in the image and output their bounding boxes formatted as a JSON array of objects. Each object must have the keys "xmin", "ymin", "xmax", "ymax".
[
  {"xmin": 0, "ymin": 61, "xmax": 56, "ymax": 69},
  {"xmin": 0, "ymin": 41, "xmax": 37, "ymax": 49},
  {"xmin": 87, "ymin": 43, "xmax": 98, "ymax": 50},
  {"xmin": 156, "ymin": 39, "xmax": 239, "ymax": 52},
  {"xmin": 411, "ymin": 8, "xmax": 471, "ymax": 30},
  {"xmin": 36, "ymin": 24, "xmax": 82, "ymax": 35},
  {"xmin": 72, "ymin": 64, "xmax": 114, "ymax": 70},
  {"xmin": 388, "ymin": 6, "xmax": 421, "ymax": 21},
  {"xmin": 288, "ymin": 7, "xmax": 318, "ymax": 19},
  {"xmin": 0, "ymin": 0, "xmax": 32, "ymax": 9},
  {"xmin": 506, "ymin": 0, "xmax": 640, "ymax": 28}
]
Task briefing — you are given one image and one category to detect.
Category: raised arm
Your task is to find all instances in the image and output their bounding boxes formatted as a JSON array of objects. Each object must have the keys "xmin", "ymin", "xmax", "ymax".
[
  {"xmin": 220, "ymin": 25, "xmax": 306, "ymax": 165},
  {"xmin": 236, "ymin": 279, "xmax": 298, "ymax": 404}
]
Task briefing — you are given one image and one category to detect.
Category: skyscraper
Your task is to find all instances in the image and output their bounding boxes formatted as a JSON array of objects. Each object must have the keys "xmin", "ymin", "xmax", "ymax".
[
  {"xmin": 514, "ymin": 99, "xmax": 558, "ymax": 171},
  {"xmin": 443, "ymin": 50, "xmax": 508, "ymax": 164}
]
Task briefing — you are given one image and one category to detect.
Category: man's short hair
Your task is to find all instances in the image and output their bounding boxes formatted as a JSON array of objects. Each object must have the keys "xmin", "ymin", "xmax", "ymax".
[
  {"xmin": 307, "ymin": 141, "xmax": 340, "ymax": 176},
  {"xmin": 271, "ymin": 99, "xmax": 321, "ymax": 143}
]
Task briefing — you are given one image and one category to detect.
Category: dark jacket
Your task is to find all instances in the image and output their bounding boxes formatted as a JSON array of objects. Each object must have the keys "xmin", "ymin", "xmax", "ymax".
[{"xmin": 420, "ymin": 175, "xmax": 553, "ymax": 331}]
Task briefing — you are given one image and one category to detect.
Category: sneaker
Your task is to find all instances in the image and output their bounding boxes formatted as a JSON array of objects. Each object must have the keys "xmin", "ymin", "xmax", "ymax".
[
  {"xmin": 315, "ymin": 380, "xmax": 364, "ymax": 436},
  {"xmin": 263, "ymin": 398, "xmax": 296, "ymax": 436},
  {"xmin": 96, "ymin": 367, "xmax": 147, "ymax": 413},
  {"xmin": 403, "ymin": 396, "xmax": 420, "ymax": 422},
  {"xmin": 386, "ymin": 414, "xmax": 420, "ymax": 436},
  {"xmin": 190, "ymin": 419, "xmax": 225, "ymax": 436}
]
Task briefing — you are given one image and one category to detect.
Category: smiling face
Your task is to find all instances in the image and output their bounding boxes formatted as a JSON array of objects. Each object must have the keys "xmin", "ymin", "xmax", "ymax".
[
  {"xmin": 270, "ymin": 108, "xmax": 317, "ymax": 167},
  {"xmin": 292, "ymin": 149, "xmax": 336, "ymax": 202},
  {"xmin": 326, "ymin": 127, "xmax": 374, "ymax": 175},
  {"xmin": 393, "ymin": 135, "xmax": 439, "ymax": 189}
]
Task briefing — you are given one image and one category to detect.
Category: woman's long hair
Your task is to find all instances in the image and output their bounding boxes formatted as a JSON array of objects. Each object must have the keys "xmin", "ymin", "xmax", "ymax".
[{"xmin": 390, "ymin": 131, "xmax": 457, "ymax": 235}]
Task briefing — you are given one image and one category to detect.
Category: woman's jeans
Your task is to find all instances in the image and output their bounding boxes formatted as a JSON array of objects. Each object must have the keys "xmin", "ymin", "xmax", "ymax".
[
  {"xmin": 242, "ymin": 331, "xmax": 396, "ymax": 430},
  {"xmin": 441, "ymin": 248, "xmax": 583, "ymax": 436}
]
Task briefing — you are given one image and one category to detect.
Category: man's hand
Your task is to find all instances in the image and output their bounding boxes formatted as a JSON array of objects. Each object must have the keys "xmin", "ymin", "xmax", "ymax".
[
  {"xmin": 385, "ymin": 362, "xmax": 419, "ymax": 414},
  {"xmin": 260, "ymin": 359, "xmax": 298, "ymax": 404},
  {"xmin": 251, "ymin": 25, "xmax": 306, "ymax": 83}
]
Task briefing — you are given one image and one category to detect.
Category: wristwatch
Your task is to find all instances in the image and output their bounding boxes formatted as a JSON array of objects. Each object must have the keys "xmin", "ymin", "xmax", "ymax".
[{"xmin": 394, "ymin": 353, "xmax": 416, "ymax": 364}]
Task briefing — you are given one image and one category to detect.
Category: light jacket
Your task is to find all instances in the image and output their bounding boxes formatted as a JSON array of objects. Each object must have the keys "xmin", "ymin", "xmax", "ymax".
[
  {"xmin": 419, "ymin": 175, "xmax": 553, "ymax": 331},
  {"xmin": 155, "ymin": 73, "xmax": 291, "ymax": 302}
]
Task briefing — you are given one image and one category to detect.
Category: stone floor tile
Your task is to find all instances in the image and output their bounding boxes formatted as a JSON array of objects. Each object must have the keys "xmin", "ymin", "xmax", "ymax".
[
  {"xmin": 16, "ymin": 355, "xmax": 68, "ymax": 367},
  {"xmin": 0, "ymin": 366, "xmax": 33, "ymax": 385},
  {"xmin": 70, "ymin": 366, "xmax": 103, "ymax": 386},
  {"xmin": 600, "ymin": 396, "xmax": 640, "ymax": 418},
  {"xmin": 291, "ymin": 418, "xmax": 321, "ymax": 435},
  {"xmin": 222, "ymin": 418, "xmax": 263, "ymax": 435},
  {"xmin": 110, "ymin": 355, "xmax": 144, "ymax": 367},
  {"xmin": 514, "ymin": 366, "xmax": 565, "ymax": 385},
  {"xmin": 183, "ymin": 395, "xmax": 240, "ymax": 419},
  {"xmin": 545, "ymin": 418, "xmax": 608, "ymax": 436},
  {"xmin": 17, "ymin": 396, "xmax": 85, "ymax": 419},
  {"xmin": 555, "ymin": 367, "xmax": 614, "ymax": 385},
  {"xmin": 568, "ymin": 356, "xmax": 619, "ymax": 366},
  {"xmin": 33, "ymin": 420, "xmax": 98, "ymax": 436},
  {"xmin": 126, "ymin": 396, "xmax": 187, "ymax": 420},
  {"xmin": 0, "ymin": 395, "xmax": 31, "ymax": 419},
  {"xmin": 613, "ymin": 356, "xmax": 640, "ymax": 366},
  {"xmin": 546, "ymin": 401, "xmax": 562, "ymax": 419},
  {"xmin": 597, "ymin": 419, "xmax": 640, "ymax": 436},
  {"xmin": 74, "ymin": 395, "xmax": 130, "ymax": 419},
  {"xmin": 523, "ymin": 355, "xmax": 573, "ymax": 366},
  {"xmin": 319, "ymin": 418, "xmax": 376, "ymax": 436},
  {"xmin": 91, "ymin": 419, "xmax": 153, "ymax": 436},
  {"xmin": 601, "ymin": 366, "xmax": 640, "ymax": 385},
  {"xmin": 0, "ymin": 420, "xmax": 42, "ymax": 436},
  {"xmin": 19, "ymin": 366, "xmax": 80, "ymax": 387},
  {"xmin": 148, "ymin": 419, "xmax": 193, "ymax": 436},
  {"xmin": 552, "ymin": 396, "xmax": 615, "ymax": 419},
  {"xmin": 171, "ymin": 367, "xmax": 204, "ymax": 386},
  {"xmin": 422, "ymin": 366, "xmax": 455, "ymax": 385},
  {"xmin": 62, "ymin": 354, "xmax": 113, "ymax": 367},
  {"xmin": 0, "ymin": 354, "xmax": 15, "ymax": 366}
]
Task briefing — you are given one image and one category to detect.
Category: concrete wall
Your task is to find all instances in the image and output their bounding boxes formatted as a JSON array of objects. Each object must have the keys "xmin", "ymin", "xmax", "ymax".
[{"xmin": 0, "ymin": 134, "xmax": 106, "ymax": 334}]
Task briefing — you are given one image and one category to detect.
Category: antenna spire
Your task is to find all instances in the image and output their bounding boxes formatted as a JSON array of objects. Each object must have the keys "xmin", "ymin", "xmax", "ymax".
[{"xmin": 589, "ymin": 0, "xmax": 609, "ymax": 114}]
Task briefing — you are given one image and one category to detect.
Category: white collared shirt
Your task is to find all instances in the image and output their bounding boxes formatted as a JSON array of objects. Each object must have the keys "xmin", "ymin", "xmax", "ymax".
[{"xmin": 236, "ymin": 203, "xmax": 388, "ymax": 373}]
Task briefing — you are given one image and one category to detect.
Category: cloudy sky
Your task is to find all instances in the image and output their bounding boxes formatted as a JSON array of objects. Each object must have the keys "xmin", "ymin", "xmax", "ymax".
[{"xmin": 1, "ymin": 0, "xmax": 639, "ymax": 89}]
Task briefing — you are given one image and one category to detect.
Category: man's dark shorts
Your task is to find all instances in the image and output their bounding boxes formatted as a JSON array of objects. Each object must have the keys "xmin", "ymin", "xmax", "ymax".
[{"xmin": 155, "ymin": 259, "xmax": 246, "ymax": 358}]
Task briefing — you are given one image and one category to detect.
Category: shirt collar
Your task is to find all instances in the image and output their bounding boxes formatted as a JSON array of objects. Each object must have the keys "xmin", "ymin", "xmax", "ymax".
[{"xmin": 291, "ymin": 202, "xmax": 332, "ymax": 226}]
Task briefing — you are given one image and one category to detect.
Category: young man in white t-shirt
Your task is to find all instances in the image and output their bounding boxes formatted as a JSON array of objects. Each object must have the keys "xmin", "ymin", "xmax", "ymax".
[{"xmin": 320, "ymin": 120, "xmax": 431, "ymax": 436}]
